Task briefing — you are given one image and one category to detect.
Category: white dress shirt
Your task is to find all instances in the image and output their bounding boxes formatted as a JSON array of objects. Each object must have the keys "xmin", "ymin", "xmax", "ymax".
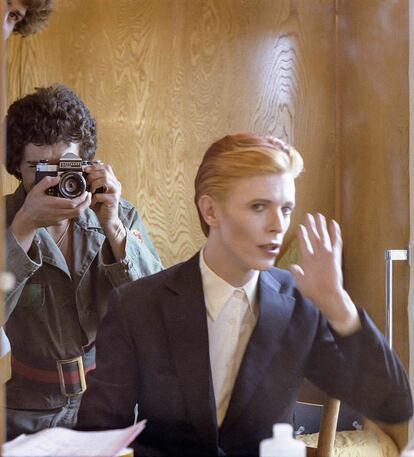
[{"xmin": 199, "ymin": 248, "xmax": 259, "ymax": 426}]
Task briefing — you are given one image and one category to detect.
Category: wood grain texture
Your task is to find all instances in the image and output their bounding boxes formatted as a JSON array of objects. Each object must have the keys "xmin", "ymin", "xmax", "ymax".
[
  {"xmin": 338, "ymin": 0, "xmax": 409, "ymax": 447},
  {"xmin": 338, "ymin": 0, "xmax": 409, "ymax": 360},
  {"xmin": 4, "ymin": 0, "xmax": 337, "ymax": 267}
]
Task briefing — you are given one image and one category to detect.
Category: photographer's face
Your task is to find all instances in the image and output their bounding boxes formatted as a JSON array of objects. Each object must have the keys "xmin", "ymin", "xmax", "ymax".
[
  {"xmin": 19, "ymin": 142, "xmax": 80, "ymax": 194},
  {"xmin": 3, "ymin": 0, "xmax": 26, "ymax": 40}
]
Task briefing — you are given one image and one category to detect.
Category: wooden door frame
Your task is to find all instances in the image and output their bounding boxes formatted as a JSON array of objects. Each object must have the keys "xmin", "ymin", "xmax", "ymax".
[
  {"xmin": 408, "ymin": 0, "xmax": 414, "ymax": 442},
  {"xmin": 0, "ymin": 0, "xmax": 5, "ymax": 445}
]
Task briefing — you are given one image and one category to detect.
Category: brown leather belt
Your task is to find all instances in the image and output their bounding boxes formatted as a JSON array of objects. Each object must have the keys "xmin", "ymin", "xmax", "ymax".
[{"xmin": 11, "ymin": 350, "xmax": 96, "ymax": 397}]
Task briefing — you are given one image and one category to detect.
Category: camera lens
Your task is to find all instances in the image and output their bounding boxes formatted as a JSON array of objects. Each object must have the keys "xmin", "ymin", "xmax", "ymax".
[{"xmin": 59, "ymin": 172, "xmax": 87, "ymax": 198}]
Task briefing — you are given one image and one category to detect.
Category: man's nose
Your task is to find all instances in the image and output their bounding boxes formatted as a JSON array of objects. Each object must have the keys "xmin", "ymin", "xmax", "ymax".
[{"xmin": 269, "ymin": 210, "xmax": 285, "ymax": 233}]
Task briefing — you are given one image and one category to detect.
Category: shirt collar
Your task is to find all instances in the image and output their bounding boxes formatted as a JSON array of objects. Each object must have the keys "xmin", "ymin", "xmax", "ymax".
[{"xmin": 199, "ymin": 247, "xmax": 259, "ymax": 321}]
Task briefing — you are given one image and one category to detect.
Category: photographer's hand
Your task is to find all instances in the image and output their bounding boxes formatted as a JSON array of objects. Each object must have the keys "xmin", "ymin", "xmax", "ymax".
[
  {"xmin": 11, "ymin": 176, "xmax": 91, "ymax": 253},
  {"xmin": 288, "ymin": 213, "xmax": 361, "ymax": 336},
  {"xmin": 85, "ymin": 164, "xmax": 126, "ymax": 261}
]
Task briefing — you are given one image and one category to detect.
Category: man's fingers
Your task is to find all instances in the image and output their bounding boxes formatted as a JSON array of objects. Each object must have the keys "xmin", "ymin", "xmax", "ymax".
[
  {"xmin": 315, "ymin": 213, "xmax": 332, "ymax": 249},
  {"xmin": 85, "ymin": 163, "xmax": 113, "ymax": 174},
  {"xmin": 32, "ymin": 176, "xmax": 60, "ymax": 193},
  {"xmin": 49, "ymin": 196, "xmax": 91, "ymax": 219},
  {"xmin": 73, "ymin": 192, "xmax": 92, "ymax": 212},
  {"xmin": 37, "ymin": 192, "xmax": 90, "ymax": 218},
  {"xmin": 86, "ymin": 166, "xmax": 120, "ymax": 194},
  {"xmin": 91, "ymin": 192, "xmax": 117, "ymax": 207},
  {"xmin": 47, "ymin": 192, "xmax": 89, "ymax": 208},
  {"xmin": 329, "ymin": 219, "xmax": 343, "ymax": 259},
  {"xmin": 86, "ymin": 169, "xmax": 108, "ymax": 181},
  {"xmin": 69, "ymin": 190, "xmax": 90, "ymax": 206},
  {"xmin": 304, "ymin": 213, "xmax": 321, "ymax": 248},
  {"xmin": 297, "ymin": 224, "xmax": 314, "ymax": 257},
  {"xmin": 288, "ymin": 264, "xmax": 305, "ymax": 288},
  {"xmin": 85, "ymin": 164, "xmax": 116, "ymax": 181},
  {"xmin": 88, "ymin": 176, "xmax": 118, "ymax": 194}
]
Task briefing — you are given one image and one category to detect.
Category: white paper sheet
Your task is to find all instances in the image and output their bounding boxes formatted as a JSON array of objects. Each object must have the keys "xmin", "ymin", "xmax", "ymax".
[{"xmin": 2, "ymin": 420, "xmax": 146, "ymax": 457}]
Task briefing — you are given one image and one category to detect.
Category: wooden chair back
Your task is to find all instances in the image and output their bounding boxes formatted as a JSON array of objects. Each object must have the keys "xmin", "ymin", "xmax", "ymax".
[{"xmin": 297, "ymin": 380, "xmax": 340, "ymax": 457}]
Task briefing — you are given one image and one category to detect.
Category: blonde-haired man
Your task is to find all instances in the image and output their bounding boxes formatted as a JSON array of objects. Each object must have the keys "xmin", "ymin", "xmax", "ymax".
[{"xmin": 78, "ymin": 133, "xmax": 412, "ymax": 456}]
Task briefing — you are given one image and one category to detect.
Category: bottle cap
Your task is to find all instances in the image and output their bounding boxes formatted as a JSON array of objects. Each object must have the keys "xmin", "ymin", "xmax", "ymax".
[{"xmin": 273, "ymin": 423, "xmax": 294, "ymax": 440}]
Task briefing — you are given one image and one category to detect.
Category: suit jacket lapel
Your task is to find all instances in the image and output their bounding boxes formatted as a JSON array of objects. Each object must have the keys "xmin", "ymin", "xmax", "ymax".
[
  {"xmin": 220, "ymin": 270, "xmax": 296, "ymax": 432},
  {"xmin": 162, "ymin": 253, "xmax": 218, "ymax": 450}
]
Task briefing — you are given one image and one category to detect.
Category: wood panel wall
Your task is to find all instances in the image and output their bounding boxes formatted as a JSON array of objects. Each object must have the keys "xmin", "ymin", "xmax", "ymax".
[
  {"xmin": 338, "ymin": 1, "xmax": 409, "ymax": 446},
  {"xmin": 338, "ymin": 0, "xmax": 409, "ymax": 364},
  {"xmin": 4, "ymin": 0, "xmax": 337, "ymax": 267}
]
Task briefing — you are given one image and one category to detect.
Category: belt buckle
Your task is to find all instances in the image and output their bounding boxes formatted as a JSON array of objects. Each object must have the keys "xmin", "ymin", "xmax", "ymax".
[{"xmin": 56, "ymin": 355, "xmax": 86, "ymax": 397}]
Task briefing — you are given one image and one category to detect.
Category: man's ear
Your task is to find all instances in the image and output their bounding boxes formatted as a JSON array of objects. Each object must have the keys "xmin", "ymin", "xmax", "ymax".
[{"xmin": 198, "ymin": 195, "xmax": 221, "ymax": 230}]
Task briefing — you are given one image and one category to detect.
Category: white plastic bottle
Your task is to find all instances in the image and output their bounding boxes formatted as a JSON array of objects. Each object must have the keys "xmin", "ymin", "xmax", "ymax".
[{"xmin": 260, "ymin": 423, "xmax": 306, "ymax": 457}]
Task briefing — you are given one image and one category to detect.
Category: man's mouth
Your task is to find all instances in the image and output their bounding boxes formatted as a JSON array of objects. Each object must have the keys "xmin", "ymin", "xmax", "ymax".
[{"xmin": 259, "ymin": 242, "xmax": 281, "ymax": 253}]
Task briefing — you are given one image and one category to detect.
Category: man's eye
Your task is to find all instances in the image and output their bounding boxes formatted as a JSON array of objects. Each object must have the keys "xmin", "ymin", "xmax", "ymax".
[
  {"xmin": 251, "ymin": 203, "xmax": 265, "ymax": 212},
  {"xmin": 9, "ymin": 12, "xmax": 20, "ymax": 23},
  {"xmin": 282, "ymin": 207, "xmax": 293, "ymax": 216}
]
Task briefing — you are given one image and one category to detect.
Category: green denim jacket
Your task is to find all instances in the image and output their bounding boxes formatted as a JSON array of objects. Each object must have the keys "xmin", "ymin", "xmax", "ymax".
[{"xmin": 5, "ymin": 185, "xmax": 162, "ymax": 409}]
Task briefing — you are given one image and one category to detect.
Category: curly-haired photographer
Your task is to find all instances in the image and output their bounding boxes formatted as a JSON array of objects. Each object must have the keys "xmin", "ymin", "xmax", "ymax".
[{"xmin": 4, "ymin": 84, "xmax": 162, "ymax": 439}]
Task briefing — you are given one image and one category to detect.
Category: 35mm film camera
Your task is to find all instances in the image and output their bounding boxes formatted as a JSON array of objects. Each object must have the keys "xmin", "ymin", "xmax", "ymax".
[{"xmin": 35, "ymin": 152, "xmax": 102, "ymax": 199}]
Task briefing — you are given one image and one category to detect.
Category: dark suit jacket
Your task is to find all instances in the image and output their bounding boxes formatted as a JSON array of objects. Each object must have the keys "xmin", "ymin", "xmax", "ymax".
[{"xmin": 77, "ymin": 252, "xmax": 413, "ymax": 456}]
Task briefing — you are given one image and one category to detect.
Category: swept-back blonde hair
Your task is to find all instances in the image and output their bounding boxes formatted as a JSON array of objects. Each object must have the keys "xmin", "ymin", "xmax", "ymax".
[{"xmin": 194, "ymin": 133, "xmax": 303, "ymax": 236}]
